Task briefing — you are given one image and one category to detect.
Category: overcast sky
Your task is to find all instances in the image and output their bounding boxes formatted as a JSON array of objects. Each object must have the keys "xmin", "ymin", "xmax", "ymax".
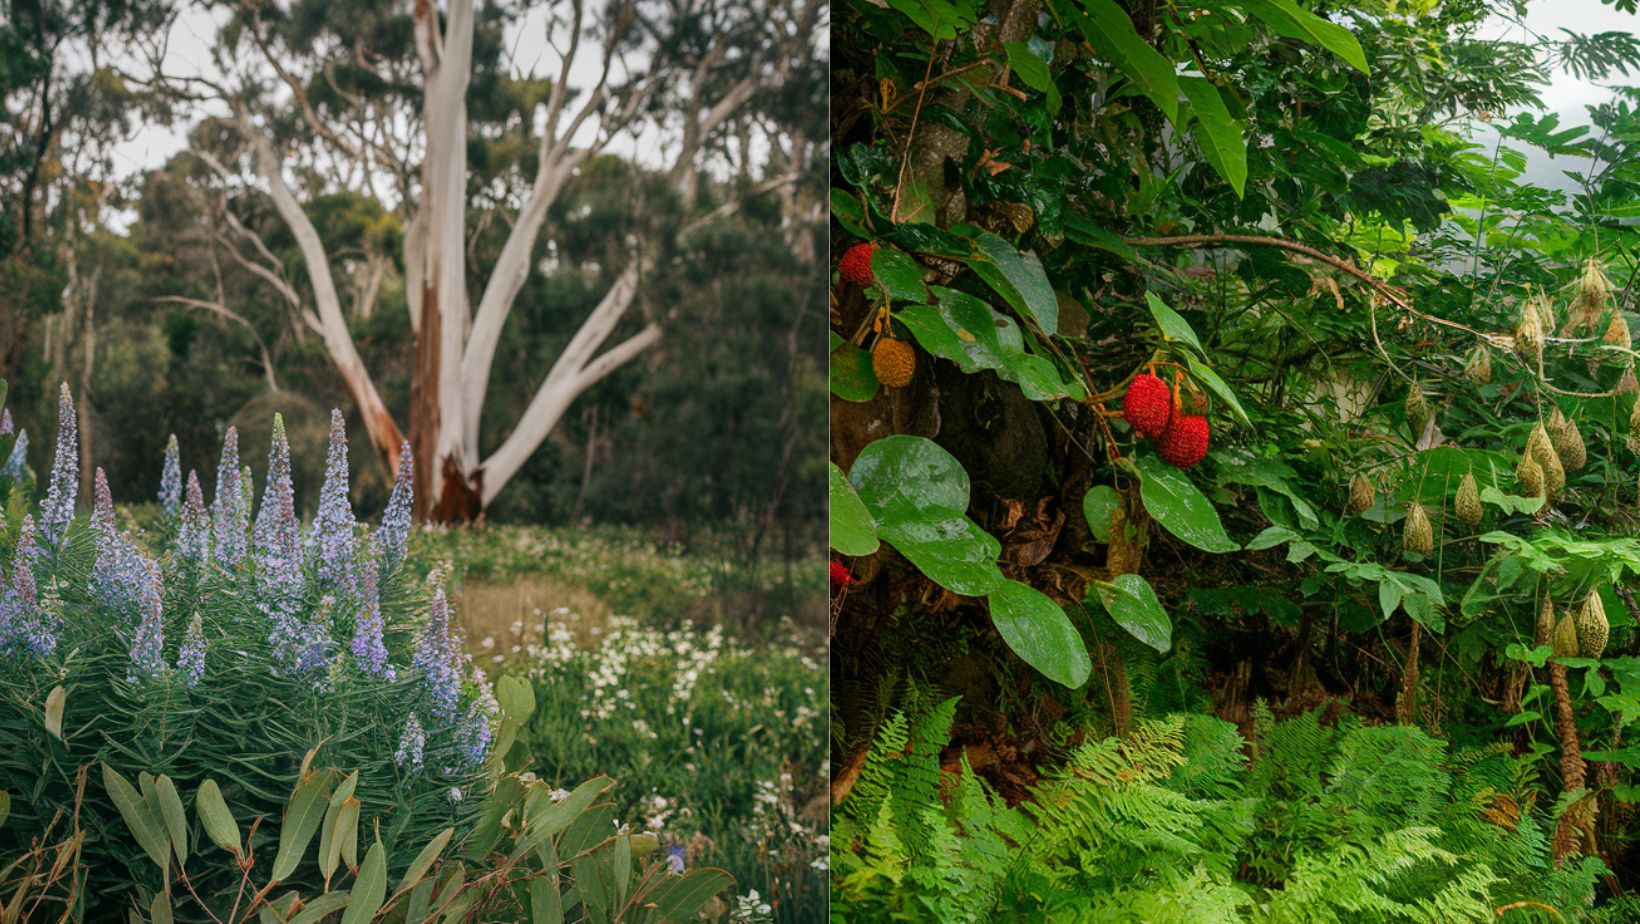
[{"xmin": 109, "ymin": 1, "xmax": 1640, "ymax": 193}]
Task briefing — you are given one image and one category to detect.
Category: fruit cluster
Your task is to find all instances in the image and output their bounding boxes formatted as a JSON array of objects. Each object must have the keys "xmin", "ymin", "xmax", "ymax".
[{"xmin": 1121, "ymin": 372, "xmax": 1210, "ymax": 468}]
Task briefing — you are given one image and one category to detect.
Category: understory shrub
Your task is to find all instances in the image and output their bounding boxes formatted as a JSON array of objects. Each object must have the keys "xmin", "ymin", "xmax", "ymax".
[
  {"xmin": 832, "ymin": 699, "xmax": 1615, "ymax": 923},
  {"xmin": 522, "ymin": 609, "xmax": 828, "ymax": 923},
  {"xmin": 0, "ymin": 386, "xmax": 501, "ymax": 915}
]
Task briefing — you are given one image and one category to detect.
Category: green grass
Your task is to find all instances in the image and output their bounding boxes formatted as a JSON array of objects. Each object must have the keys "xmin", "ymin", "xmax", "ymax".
[{"xmin": 429, "ymin": 525, "xmax": 828, "ymax": 924}]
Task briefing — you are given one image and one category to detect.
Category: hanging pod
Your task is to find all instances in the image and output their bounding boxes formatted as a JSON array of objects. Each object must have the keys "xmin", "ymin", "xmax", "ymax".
[
  {"xmin": 1402, "ymin": 501, "xmax": 1434, "ymax": 556},
  {"xmin": 1454, "ymin": 472, "xmax": 1483, "ymax": 527}
]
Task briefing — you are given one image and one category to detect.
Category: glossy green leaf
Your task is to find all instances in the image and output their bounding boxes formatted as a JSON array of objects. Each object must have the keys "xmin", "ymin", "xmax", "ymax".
[
  {"xmin": 898, "ymin": 290, "xmax": 1078, "ymax": 401},
  {"xmin": 1137, "ymin": 454, "xmax": 1238, "ymax": 553},
  {"xmin": 830, "ymin": 341, "xmax": 881, "ymax": 402},
  {"xmin": 988, "ymin": 579, "xmax": 1091, "ymax": 687},
  {"xmin": 1180, "ymin": 77, "xmax": 1246, "ymax": 196},
  {"xmin": 1004, "ymin": 41, "xmax": 1060, "ymax": 113},
  {"xmin": 1090, "ymin": 574, "xmax": 1173, "ymax": 653},
  {"xmin": 830, "ymin": 462, "xmax": 880, "ymax": 556},
  {"xmin": 1084, "ymin": 486, "xmax": 1119, "ymax": 543},
  {"xmin": 872, "ymin": 247, "xmax": 928, "ymax": 303},
  {"xmin": 971, "ymin": 232, "xmax": 1058, "ymax": 336},
  {"xmin": 831, "ymin": 191, "xmax": 870, "ymax": 240},
  {"xmin": 850, "ymin": 436, "xmax": 1004, "ymax": 595}
]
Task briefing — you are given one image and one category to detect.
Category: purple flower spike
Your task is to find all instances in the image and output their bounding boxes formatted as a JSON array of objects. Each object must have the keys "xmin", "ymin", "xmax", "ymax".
[
  {"xmin": 456, "ymin": 673, "xmax": 498, "ymax": 767},
  {"xmin": 2, "ymin": 429, "xmax": 25, "ymax": 481},
  {"xmin": 40, "ymin": 384, "xmax": 78, "ymax": 545},
  {"xmin": 413, "ymin": 588, "xmax": 464, "ymax": 724},
  {"xmin": 90, "ymin": 468, "xmax": 145, "ymax": 609},
  {"xmin": 254, "ymin": 415, "xmax": 303, "ymax": 606},
  {"xmin": 212, "ymin": 427, "xmax": 247, "ymax": 568},
  {"xmin": 178, "ymin": 471, "xmax": 211, "ymax": 564},
  {"xmin": 0, "ymin": 408, "xmax": 11, "ymax": 436},
  {"xmin": 395, "ymin": 713, "xmax": 426, "ymax": 772},
  {"xmin": 178, "ymin": 613, "xmax": 206, "ymax": 687},
  {"xmin": 375, "ymin": 442, "xmax": 413, "ymax": 575},
  {"xmin": 308, "ymin": 410, "xmax": 357, "ymax": 590},
  {"xmin": 158, "ymin": 435, "xmax": 182, "ymax": 516},
  {"xmin": 351, "ymin": 555, "xmax": 393, "ymax": 679},
  {"xmin": 128, "ymin": 561, "xmax": 167, "ymax": 683},
  {"xmin": 0, "ymin": 516, "xmax": 54, "ymax": 656}
]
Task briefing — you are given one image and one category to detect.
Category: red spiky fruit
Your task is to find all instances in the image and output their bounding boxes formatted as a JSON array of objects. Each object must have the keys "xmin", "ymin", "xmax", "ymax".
[
  {"xmin": 830, "ymin": 561, "xmax": 854, "ymax": 588},
  {"xmin": 839, "ymin": 243, "xmax": 877, "ymax": 287},
  {"xmin": 1122, "ymin": 373, "xmax": 1173, "ymax": 438},
  {"xmin": 1157, "ymin": 415, "xmax": 1210, "ymax": 468}
]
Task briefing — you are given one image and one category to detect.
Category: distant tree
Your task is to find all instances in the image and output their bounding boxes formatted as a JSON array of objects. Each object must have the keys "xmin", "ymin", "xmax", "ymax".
[{"xmin": 155, "ymin": 0, "xmax": 823, "ymax": 520}]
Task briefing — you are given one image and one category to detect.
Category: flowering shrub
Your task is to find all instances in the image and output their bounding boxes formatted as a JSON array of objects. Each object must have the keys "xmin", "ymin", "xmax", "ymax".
[
  {"xmin": 0, "ymin": 386, "xmax": 500, "ymax": 911},
  {"xmin": 519, "ymin": 608, "xmax": 827, "ymax": 923}
]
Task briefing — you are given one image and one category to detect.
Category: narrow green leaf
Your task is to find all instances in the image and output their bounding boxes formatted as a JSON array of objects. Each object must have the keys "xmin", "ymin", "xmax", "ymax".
[
  {"xmin": 271, "ymin": 771, "xmax": 336, "ymax": 882},
  {"xmin": 284, "ymin": 893, "xmax": 350, "ymax": 924},
  {"xmin": 987, "ymin": 579, "xmax": 1091, "ymax": 688},
  {"xmin": 1179, "ymin": 77, "xmax": 1247, "ymax": 196},
  {"xmin": 339, "ymin": 840, "xmax": 387, "ymax": 924},
  {"xmin": 1004, "ymin": 42, "xmax": 1060, "ymax": 114},
  {"xmin": 1144, "ymin": 292, "xmax": 1203, "ymax": 353},
  {"xmin": 973, "ymin": 232, "xmax": 1058, "ymax": 336},
  {"xmin": 43, "ymin": 686, "xmax": 65, "ymax": 741},
  {"xmin": 150, "ymin": 892, "xmax": 173, "ymax": 924},
  {"xmin": 397, "ymin": 826, "xmax": 454, "ymax": 892},
  {"xmin": 1243, "ymin": 0, "xmax": 1369, "ymax": 73},
  {"xmin": 321, "ymin": 796, "xmax": 359, "ymax": 882},
  {"xmin": 1184, "ymin": 354, "xmax": 1252, "ymax": 428},
  {"xmin": 155, "ymin": 776, "xmax": 189, "ymax": 869},
  {"xmin": 103, "ymin": 764, "xmax": 170, "ymax": 874},
  {"xmin": 1076, "ymin": 0, "xmax": 1180, "ymax": 120},
  {"xmin": 529, "ymin": 875, "xmax": 564, "ymax": 924},
  {"xmin": 0, "ymin": 791, "xmax": 10, "ymax": 829},
  {"xmin": 643, "ymin": 869, "xmax": 735, "ymax": 921},
  {"xmin": 195, "ymin": 780, "xmax": 241, "ymax": 858}
]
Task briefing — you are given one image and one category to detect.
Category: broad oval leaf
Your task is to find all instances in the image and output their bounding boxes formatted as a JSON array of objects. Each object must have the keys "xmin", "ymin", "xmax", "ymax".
[
  {"xmin": 196, "ymin": 779, "xmax": 241, "ymax": 857},
  {"xmin": 872, "ymin": 247, "xmax": 929, "ymax": 304},
  {"xmin": 1137, "ymin": 454, "xmax": 1238, "ymax": 553},
  {"xmin": 880, "ymin": 515, "xmax": 1005, "ymax": 596},
  {"xmin": 1084, "ymin": 486, "xmax": 1119, "ymax": 543},
  {"xmin": 850, "ymin": 437, "xmax": 1003, "ymax": 595},
  {"xmin": 155, "ymin": 775, "xmax": 189, "ymax": 869},
  {"xmin": 830, "ymin": 462, "xmax": 880, "ymax": 556},
  {"xmin": 829, "ymin": 341, "xmax": 880, "ymax": 402},
  {"xmin": 1090, "ymin": 574, "xmax": 1173, "ymax": 653},
  {"xmin": 988, "ymin": 579, "xmax": 1091, "ymax": 688},
  {"xmin": 969, "ymin": 231, "xmax": 1059, "ymax": 336},
  {"xmin": 1180, "ymin": 77, "xmax": 1247, "ymax": 196}
]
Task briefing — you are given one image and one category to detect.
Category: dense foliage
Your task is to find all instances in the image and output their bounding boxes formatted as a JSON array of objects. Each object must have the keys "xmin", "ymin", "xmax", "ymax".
[{"xmin": 831, "ymin": 0, "xmax": 1640, "ymax": 918}]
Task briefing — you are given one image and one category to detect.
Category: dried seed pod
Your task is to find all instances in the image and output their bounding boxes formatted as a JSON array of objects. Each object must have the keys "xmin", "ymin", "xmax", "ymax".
[
  {"xmin": 1576, "ymin": 589, "xmax": 1609, "ymax": 659},
  {"xmin": 1537, "ymin": 596, "xmax": 1557, "ymax": 643},
  {"xmin": 1402, "ymin": 501, "xmax": 1434, "ymax": 556},
  {"xmin": 1465, "ymin": 341, "xmax": 1493, "ymax": 384},
  {"xmin": 1606, "ymin": 313, "xmax": 1632, "ymax": 352},
  {"xmin": 1621, "ymin": 365, "xmax": 1640, "ymax": 396},
  {"xmin": 1575, "ymin": 257, "xmax": 1613, "ymax": 330},
  {"xmin": 1516, "ymin": 453, "xmax": 1544, "ymax": 499},
  {"xmin": 1405, "ymin": 382, "xmax": 1431, "ymax": 436},
  {"xmin": 1348, "ymin": 473, "xmax": 1376, "ymax": 513},
  {"xmin": 1455, "ymin": 472, "xmax": 1483, "ymax": 527},
  {"xmin": 1515, "ymin": 301, "xmax": 1545, "ymax": 358},
  {"xmin": 1557, "ymin": 419, "xmax": 1587, "ymax": 472},
  {"xmin": 1528, "ymin": 423, "xmax": 1565, "ymax": 499},
  {"xmin": 1553, "ymin": 613, "xmax": 1581, "ymax": 660}
]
